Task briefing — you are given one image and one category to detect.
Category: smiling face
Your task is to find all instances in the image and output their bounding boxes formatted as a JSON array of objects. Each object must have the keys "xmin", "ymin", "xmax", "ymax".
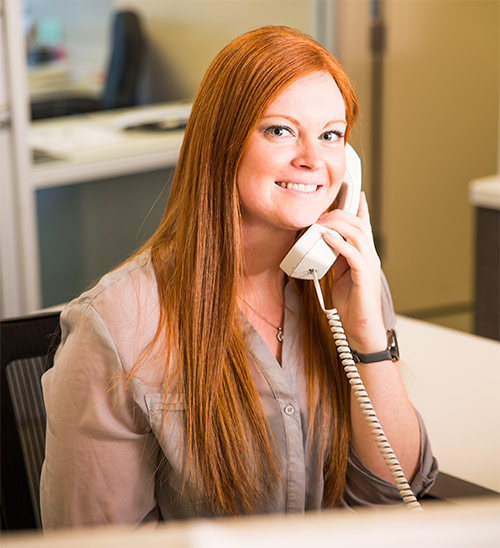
[{"xmin": 237, "ymin": 71, "xmax": 347, "ymax": 235}]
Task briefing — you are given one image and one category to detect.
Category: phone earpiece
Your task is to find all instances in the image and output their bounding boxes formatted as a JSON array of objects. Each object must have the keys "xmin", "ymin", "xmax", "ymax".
[{"xmin": 342, "ymin": 144, "xmax": 362, "ymax": 216}]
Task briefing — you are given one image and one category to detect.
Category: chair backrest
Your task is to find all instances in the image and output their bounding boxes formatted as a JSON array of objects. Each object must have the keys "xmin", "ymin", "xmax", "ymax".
[
  {"xmin": 6, "ymin": 357, "xmax": 52, "ymax": 529},
  {"xmin": 101, "ymin": 10, "xmax": 145, "ymax": 110},
  {"xmin": 0, "ymin": 312, "xmax": 61, "ymax": 530}
]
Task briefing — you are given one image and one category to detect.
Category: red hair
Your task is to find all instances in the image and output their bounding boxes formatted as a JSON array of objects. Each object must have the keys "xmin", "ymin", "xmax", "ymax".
[{"xmin": 134, "ymin": 26, "xmax": 358, "ymax": 514}]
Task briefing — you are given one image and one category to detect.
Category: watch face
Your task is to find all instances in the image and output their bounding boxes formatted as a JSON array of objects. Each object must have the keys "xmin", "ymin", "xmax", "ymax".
[{"xmin": 388, "ymin": 329, "xmax": 400, "ymax": 361}]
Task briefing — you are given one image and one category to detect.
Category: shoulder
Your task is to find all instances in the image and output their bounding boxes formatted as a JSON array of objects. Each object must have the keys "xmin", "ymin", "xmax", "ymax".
[
  {"xmin": 60, "ymin": 251, "xmax": 161, "ymax": 372},
  {"xmin": 71, "ymin": 251, "xmax": 157, "ymax": 311}
]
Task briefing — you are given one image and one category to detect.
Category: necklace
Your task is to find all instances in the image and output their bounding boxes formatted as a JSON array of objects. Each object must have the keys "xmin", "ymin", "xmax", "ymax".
[{"xmin": 240, "ymin": 298, "xmax": 284, "ymax": 342}]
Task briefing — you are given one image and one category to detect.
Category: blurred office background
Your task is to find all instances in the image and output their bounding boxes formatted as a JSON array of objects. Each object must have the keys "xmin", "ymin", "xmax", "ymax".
[{"xmin": 1, "ymin": 0, "xmax": 499, "ymax": 339}]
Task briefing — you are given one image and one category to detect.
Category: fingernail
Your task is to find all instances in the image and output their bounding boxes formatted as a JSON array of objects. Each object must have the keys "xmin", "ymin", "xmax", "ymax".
[{"xmin": 318, "ymin": 212, "xmax": 328, "ymax": 221}]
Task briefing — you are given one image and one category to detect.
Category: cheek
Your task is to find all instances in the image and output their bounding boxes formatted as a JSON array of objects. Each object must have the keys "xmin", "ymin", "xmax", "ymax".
[
  {"xmin": 328, "ymin": 155, "xmax": 347, "ymax": 187},
  {"xmin": 333, "ymin": 152, "xmax": 346, "ymax": 175},
  {"xmin": 238, "ymin": 150, "xmax": 256, "ymax": 180},
  {"xmin": 238, "ymin": 133, "xmax": 264, "ymax": 174},
  {"xmin": 236, "ymin": 161, "xmax": 260, "ymax": 211},
  {"xmin": 238, "ymin": 135, "xmax": 283, "ymax": 184},
  {"xmin": 237, "ymin": 156, "xmax": 260, "ymax": 197},
  {"xmin": 322, "ymin": 156, "xmax": 347, "ymax": 208}
]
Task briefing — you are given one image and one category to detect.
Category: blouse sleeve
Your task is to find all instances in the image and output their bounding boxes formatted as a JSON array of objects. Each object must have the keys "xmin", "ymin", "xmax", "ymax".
[
  {"xmin": 343, "ymin": 410, "xmax": 438, "ymax": 506},
  {"xmin": 40, "ymin": 301, "xmax": 160, "ymax": 528}
]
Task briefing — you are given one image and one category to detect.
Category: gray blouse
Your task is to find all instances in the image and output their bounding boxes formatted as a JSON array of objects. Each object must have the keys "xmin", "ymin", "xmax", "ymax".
[{"xmin": 40, "ymin": 252, "xmax": 437, "ymax": 528}]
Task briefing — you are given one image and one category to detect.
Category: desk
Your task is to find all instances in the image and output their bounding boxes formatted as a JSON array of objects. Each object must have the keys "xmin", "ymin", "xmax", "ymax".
[
  {"xmin": 1, "ymin": 498, "xmax": 498, "ymax": 547},
  {"xmin": 397, "ymin": 315, "xmax": 500, "ymax": 492},
  {"xmin": 29, "ymin": 102, "xmax": 190, "ymax": 189}
]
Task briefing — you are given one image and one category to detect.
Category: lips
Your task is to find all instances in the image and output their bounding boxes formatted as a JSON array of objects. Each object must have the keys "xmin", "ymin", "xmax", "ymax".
[{"xmin": 275, "ymin": 181, "xmax": 320, "ymax": 193}]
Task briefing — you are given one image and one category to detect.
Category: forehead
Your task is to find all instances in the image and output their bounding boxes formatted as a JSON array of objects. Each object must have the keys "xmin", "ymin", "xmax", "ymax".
[{"xmin": 262, "ymin": 71, "xmax": 346, "ymax": 121}]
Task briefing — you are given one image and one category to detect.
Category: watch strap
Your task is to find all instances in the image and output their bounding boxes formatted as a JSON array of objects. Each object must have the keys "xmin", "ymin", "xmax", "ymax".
[
  {"xmin": 351, "ymin": 329, "xmax": 400, "ymax": 364},
  {"xmin": 351, "ymin": 348, "xmax": 392, "ymax": 364}
]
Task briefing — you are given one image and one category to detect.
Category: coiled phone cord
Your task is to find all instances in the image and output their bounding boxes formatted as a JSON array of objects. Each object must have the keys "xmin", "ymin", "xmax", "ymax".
[{"xmin": 311, "ymin": 269, "xmax": 423, "ymax": 512}]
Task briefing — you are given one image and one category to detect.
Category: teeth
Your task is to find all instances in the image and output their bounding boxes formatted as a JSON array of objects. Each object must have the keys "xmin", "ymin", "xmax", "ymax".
[{"xmin": 277, "ymin": 182, "xmax": 318, "ymax": 193}]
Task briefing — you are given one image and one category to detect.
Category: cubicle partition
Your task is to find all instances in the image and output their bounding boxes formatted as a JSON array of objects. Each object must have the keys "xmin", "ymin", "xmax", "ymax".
[{"xmin": 36, "ymin": 168, "xmax": 173, "ymax": 307}]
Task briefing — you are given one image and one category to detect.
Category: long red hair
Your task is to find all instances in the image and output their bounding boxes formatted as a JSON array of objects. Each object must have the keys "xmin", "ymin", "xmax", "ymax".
[{"xmin": 135, "ymin": 26, "xmax": 358, "ymax": 514}]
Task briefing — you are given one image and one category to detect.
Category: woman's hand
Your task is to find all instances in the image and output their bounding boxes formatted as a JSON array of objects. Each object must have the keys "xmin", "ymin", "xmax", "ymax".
[{"xmin": 318, "ymin": 192, "xmax": 387, "ymax": 353}]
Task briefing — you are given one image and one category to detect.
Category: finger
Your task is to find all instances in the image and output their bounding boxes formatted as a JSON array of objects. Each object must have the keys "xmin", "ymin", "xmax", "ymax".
[
  {"xmin": 322, "ymin": 231, "xmax": 364, "ymax": 274},
  {"xmin": 332, "ymin": 254, "xmax": 350, "ymax": 280},
  {"xmin": 318, "ymin": 204, "xmax": 375, "ymax": 247},
  {"xmin": 322, "ymin": 231, "xmax": 378, "ymax": 289},
  {"xmin": 316, "ymin": 210, "xmax": 334, "ymax": 224},
  {"xmin": 323, "ymin": 218, "xmax": 376, "ymax": 258},
  {"xmin": 319, "ymin": 206, "xmax": 367, "ymax": 231},
  {"xmin": 334, "ymin": 192, "xmax": 374, "ymax": 244}
]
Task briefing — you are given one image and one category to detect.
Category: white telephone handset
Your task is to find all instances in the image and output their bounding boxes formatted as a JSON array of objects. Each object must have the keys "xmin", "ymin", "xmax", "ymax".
[
  {"xmin": 279, "ymin": 143, "xmax": 362, "ymax": 280},
  {"xmin": 280, "ymin": 144, "xmax": 422, "ymax": 511}
]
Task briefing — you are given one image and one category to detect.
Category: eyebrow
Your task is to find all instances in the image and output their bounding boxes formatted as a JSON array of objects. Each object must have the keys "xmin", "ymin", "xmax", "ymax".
[{"xmin": 260, "ymin": 114, "xmax": 347, "ymax": 128}]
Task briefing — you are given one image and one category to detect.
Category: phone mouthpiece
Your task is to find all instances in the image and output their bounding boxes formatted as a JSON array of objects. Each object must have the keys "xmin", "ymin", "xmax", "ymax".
[{"xmin": 279, "ymin": 224, "xmax": 339, "ymax": 280}]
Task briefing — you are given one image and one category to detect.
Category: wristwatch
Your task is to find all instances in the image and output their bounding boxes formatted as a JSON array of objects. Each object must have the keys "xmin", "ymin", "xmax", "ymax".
[{"xmin": 351, "ymin": 329, "xmax": 400, "ymax": 364}]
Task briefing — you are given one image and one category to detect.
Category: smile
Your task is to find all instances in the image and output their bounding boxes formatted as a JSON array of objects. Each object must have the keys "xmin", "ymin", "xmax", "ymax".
[{"xmin": 275, "ymin": 182, "xmax": 319, "ymax": 193}]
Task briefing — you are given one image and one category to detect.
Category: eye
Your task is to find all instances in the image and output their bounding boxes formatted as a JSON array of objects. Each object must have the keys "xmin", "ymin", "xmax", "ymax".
[
  {"xmin": 320, "ymin": 130, "xmax": 345, "ymax": 142},
  {"xmin": 264, "ymin": 125, "xmax": 294, "ymax": 138}
]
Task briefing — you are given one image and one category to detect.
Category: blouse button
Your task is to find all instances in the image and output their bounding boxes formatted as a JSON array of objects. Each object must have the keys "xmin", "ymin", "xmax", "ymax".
[{"xmin": 284, "ymin": 404, "xmax": 295, "ymax": 416}]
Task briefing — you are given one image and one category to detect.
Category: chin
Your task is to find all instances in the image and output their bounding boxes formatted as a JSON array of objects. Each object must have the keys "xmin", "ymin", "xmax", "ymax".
[
  {"xmin": 285, "ymin": 216, "xmax": 321, "ymax": 231},
  {"xmin": 295, "ymin": 209, "xmax": 324, "ymax": 226}
]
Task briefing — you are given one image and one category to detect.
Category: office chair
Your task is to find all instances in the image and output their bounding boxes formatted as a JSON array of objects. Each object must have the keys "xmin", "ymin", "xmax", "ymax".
[
  {"xmin": 101, "ymin": 11, "xmax": 145, "ymax": 110},
  {"xmin": 31, "ymin": 10, "xmax": 145, "ymax": 119},
  {"xmin": 0, "ymin": 311, "xmax": 61, "ymax": 530}
]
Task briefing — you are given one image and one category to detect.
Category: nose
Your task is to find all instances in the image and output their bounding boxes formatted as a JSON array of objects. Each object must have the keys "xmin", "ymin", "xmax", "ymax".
[{"xmin": 292, "ymin": 137, "xmax": 324, "ymax": 171}]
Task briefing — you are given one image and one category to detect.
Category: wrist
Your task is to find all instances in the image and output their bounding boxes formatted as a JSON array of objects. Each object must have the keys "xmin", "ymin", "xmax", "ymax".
[{"xmin": 348, "ymin": 330, "xmax": 387, "ymax": 355}]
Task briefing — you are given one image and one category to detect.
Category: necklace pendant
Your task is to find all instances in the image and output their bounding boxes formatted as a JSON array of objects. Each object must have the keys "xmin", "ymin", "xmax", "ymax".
[{"xmin": 277, "ymin": 327, "xmax": 284, "ymax": 343}]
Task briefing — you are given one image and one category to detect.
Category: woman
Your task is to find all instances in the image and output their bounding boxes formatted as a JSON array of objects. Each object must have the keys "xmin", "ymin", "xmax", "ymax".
[{"xmin": 40, "ymin": 26, "xmax": 437, "ymax": 527}]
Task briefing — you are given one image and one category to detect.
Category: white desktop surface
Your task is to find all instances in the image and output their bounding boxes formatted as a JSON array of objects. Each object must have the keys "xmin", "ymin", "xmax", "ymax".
[
  {"xmin": 397, "ymin": 315, "xmax": 500, "ymax": 492},
  {"xmin": 1, "ymin": 498, "xmax": 498, "ymax": 547},
  {"xmin": 29, "ymin": 102, "xmax": 190, "ymax": 189}
]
